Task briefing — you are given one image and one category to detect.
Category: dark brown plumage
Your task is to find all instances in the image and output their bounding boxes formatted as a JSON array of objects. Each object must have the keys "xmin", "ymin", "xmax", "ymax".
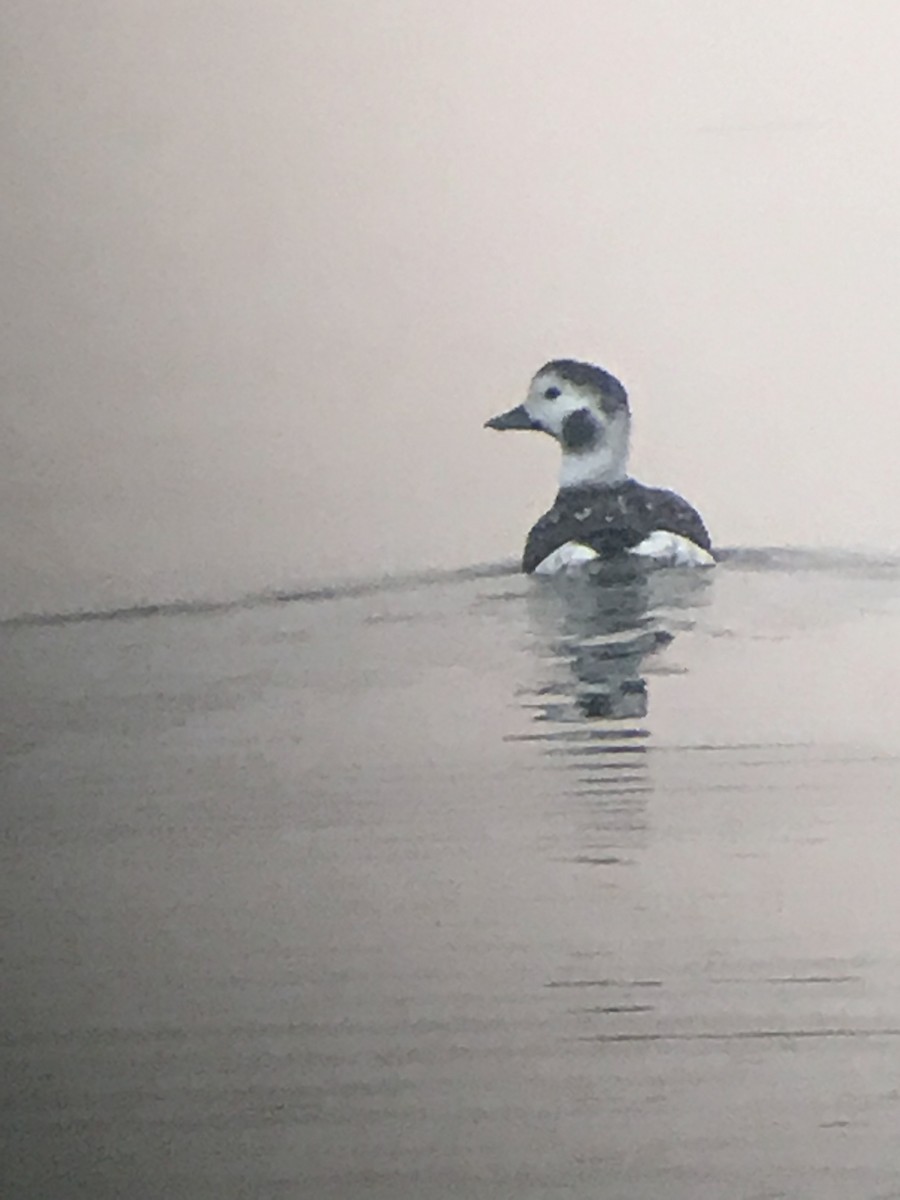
[{"xmin": 522, "ymin": 480, "xmax": 712, "ymax": 574}]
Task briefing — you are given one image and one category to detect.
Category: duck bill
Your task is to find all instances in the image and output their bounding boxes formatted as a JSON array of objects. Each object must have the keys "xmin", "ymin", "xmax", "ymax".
[{"xmin": 484, "ymin": 405, "xmax": 542, "ymax": 431}]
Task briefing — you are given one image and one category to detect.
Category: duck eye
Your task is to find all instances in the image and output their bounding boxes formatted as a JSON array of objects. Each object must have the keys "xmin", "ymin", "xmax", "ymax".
[{"xmin": 543, "ymin": 386, "xmax": 561, "ymax": 400}]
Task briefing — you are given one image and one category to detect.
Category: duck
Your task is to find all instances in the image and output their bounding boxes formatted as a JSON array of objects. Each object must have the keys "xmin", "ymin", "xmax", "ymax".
[{"xmin": 485, "ymin": 359, "xmax": 714, "ymax": 574}]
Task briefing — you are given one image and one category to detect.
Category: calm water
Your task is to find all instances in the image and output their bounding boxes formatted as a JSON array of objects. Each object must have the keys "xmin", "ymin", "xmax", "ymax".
[{"xmin": 4, "ymin": 551, "xmax": 900, "ymax": 1199}]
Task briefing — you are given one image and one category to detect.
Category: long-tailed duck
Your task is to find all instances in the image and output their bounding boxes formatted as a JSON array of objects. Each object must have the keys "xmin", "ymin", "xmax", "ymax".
[{"xmin": 485, "ymin": 359, "xmax": 714, "ymax": 574}]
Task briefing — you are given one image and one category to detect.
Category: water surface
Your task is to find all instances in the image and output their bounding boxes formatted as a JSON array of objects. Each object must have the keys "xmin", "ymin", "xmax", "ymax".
[{"xmin": 3, "ymin": 551, "xmax": 900, "ymax": 1198}]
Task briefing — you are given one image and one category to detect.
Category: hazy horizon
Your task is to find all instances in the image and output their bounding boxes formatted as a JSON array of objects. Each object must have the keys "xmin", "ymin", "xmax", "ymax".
[{"xmin": 5, "ymin": 3, "xmax": 900, "ymax": 617}]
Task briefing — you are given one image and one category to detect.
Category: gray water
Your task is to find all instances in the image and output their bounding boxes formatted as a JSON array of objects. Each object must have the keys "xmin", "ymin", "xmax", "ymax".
[{"xmin": 3, "ymin": 551, "xmax": 900, "ymax": 1199}]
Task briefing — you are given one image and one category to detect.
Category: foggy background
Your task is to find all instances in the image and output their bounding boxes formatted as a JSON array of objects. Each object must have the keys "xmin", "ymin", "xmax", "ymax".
[{"xmin": 4, "ymin": 1, "xmax": 900, "ymax": 619}]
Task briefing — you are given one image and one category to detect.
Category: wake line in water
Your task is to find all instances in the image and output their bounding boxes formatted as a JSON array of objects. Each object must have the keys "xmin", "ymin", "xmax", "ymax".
[
  {"xmin": 0, "ymin": 560, "xmax": 519, "ymax": 629},
  {"xmin": 3, "ymin": 546, "xmax": 900, "ymax": 629}
]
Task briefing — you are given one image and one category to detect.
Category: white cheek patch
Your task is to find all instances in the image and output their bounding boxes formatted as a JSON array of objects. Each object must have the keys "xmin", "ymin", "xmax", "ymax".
[
  {"xmin": 533, "ymin": 540, "xmax": 601, "ymax": 575},
  {"xmin": 528, "ymin": 388, "xmax": 590, "ymax": 437},
  {"xmin": 627, "ymin": 530, "xmax": 715, "ymax": 567}
]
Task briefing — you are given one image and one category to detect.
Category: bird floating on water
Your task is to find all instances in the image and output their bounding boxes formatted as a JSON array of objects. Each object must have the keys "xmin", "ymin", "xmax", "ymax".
[{"xmin": 485, "ymin": 359, "xmax": 714, "ymax": 575}]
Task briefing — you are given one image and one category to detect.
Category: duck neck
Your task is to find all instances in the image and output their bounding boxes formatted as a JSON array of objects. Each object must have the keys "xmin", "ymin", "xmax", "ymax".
[{"xmin": 558, "ymin": 443, "xmax": 629, "ymax": 489}]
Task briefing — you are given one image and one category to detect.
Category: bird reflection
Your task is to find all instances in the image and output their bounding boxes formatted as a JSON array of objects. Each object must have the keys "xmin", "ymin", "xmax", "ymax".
[
  {"xmin": 521, "ymin": 564, "xmax": 711, "ymax": 724},
  {"xmin": 510, "ymin": 565, "xmax": 712, "ymax": 856}
]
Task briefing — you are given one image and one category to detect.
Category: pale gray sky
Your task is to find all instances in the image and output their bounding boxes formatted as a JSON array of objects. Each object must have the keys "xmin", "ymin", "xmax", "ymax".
[{"xmin": 5, "ymin": 1, "xmax": 900, "ymax": 616}]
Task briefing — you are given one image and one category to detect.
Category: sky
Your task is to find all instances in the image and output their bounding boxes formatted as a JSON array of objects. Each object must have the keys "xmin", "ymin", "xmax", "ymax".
[{"xmin": 5, "ymin": 1, "xmax": 900, "ymax": 617}]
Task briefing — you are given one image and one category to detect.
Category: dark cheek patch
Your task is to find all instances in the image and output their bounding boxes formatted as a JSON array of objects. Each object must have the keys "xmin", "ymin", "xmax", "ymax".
[{"xmin": 561, "ymin": 408, "xmax": 600, "ymax": 451}]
